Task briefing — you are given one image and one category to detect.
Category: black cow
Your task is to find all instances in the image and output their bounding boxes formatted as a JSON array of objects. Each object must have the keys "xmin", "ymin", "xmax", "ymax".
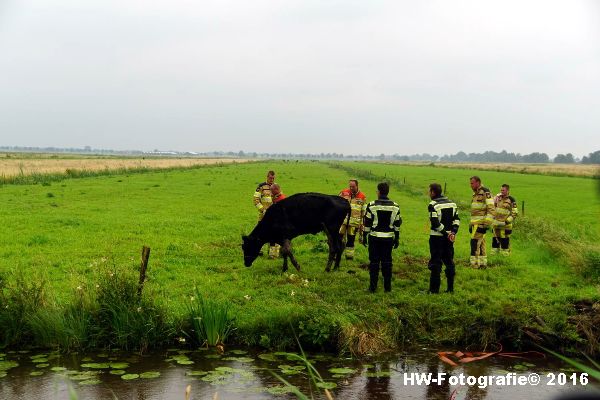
[{"xmin": 242, "ymin": 193, "xmax": 351, "ymax": 272}]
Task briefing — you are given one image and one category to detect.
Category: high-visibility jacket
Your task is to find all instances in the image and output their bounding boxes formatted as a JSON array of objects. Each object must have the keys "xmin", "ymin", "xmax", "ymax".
[
  {"xmin": 493, "ymin": 193, "xmax": 518, "ymax": 229},
  {"xmin": 253, "ymin": 182, "xmax": 273, "ymax": 214},
  {"xmin": 428, "ymin": 196, "xmax": 460, "ymax": 237},
  {"xmin": 470, "ymin": 186, "xmax": 495, "ymax": 227},
  {"xmin": 339, "ymin": 189, "xmax": 367, "ymax": 228},
  {"xmin": 364, "ymin": 197, "xmax": 402, "ymax": 240}
]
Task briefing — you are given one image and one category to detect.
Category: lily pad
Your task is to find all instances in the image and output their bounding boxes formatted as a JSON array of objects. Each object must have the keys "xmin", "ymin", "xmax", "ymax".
[
  {"xmin": 140, "ymin": 371, "xmax": 161, "ymax": 379},
  {"xmin": 204, "ymin": 354, "xmax": 222, "ymax": 359},
  {"xmin": 214, "ymin": 367, "xmax": 236, "ymax": 373},
  {"xmin": 110, "ymin": 370, "xmax": 126, "ymax": 375},
  {"xmin": 81, "ymin": 363, "xmax": 111, "ymax": 369},
  {"xmin": 0, "ymin": 360, "xmax": 19, "ymax": 371},
  {"xmin": 36, "ymin": 363, "xmax": 50, "ymax": 368},
  {"xmin": 121, "ymin": 374, "xmax": 140, "ymax": 380},
  {"xmin": 31, "ymin": 358, "xmax": 49, "ymax": 363},
  {"xmin": 0, "ymin": 372, "xmax": 7, "ymax": 378},
  {"xmin": 513, "ymin": 364, "xmax": 529, "ymax": 371},
  {"xmin": 30, "ymin": 371, "xmax": 45, "ymax": 376},
  {"xmin": 328, "ymin": 368, "xmax": 356, "ymax": 375},
  {"xmin": 229, "ymin": 350, "xmax": 248, "ymax": 355},
  {"xmin": 51, "ymin": 367, "xmax": 67, "ymax": 372},
  {"xmin": 79, "ymin": 379, "xmax": 102, "ymax": 385},
  {"xmin": 222, "ymin": 356, "xmax": 254, "ymax": 363},
  {"xmin": 316, "ymin": 382, "xmax": 337, "ymax": 389},
  {"xmin": 30, "ymin": 354, "xmax": 48, "ymax": 360},
  {"xmin": 81, "ymin": 357, "xmax": 93, "ymax": 362},
  {"xmin": 70, "ymin": 372, "xmax": 100, "ymax": 381},
  {"xmin": 96, "ymin": 353, "xmax": 109, "ymax": 358},
  {"xmin": 176, "ymin": 360, "xmax": 195, "ymax": 365},
  {"xmin": 266, "ymin": 386, "xmax": 296, "ymax": 395},
  {"xmin": 200, "ymin": 374, "xmax": 229, "ymax": 385},
  {"xmin": 186, "ymin": 370, "xmax": 208, "ymax": 376},
  {"xmin": 258, "ymin": 353, "xmax": 277, "ymax": 362}
]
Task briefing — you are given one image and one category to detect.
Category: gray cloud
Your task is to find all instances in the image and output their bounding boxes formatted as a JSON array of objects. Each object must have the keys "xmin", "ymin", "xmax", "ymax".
[{"xmin": 0, "ymin": 0, "xmax": 598, "ymax": 156}]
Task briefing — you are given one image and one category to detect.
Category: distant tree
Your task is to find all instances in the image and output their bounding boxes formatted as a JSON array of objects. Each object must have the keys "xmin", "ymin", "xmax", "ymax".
[
  {"xmin": 553, "ymin": 153, "xmax": 575, "ymax": 163},
  {"xmin": 522, "ymin": 152, "xmax": 549, "ymax": 163},
  {"xmin": 581, "ymin": 150, "xmax": 600, "ymax": 164}
]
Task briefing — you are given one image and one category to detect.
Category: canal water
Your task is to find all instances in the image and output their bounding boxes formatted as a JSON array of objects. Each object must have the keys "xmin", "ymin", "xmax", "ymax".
[{"xmin": 0, "ymin": 347, "xmax": 597, "ymax": 399}]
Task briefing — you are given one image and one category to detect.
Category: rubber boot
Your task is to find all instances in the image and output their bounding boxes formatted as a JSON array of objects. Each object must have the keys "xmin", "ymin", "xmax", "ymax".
[
  {"xmin": 429, "ymin": 273, "xmax": 441, "ymax": 294},
  {"xmin": 470, "ymin": 256, "xmax": 479, "ymax": 269},
  {"xmin": 445, "ymin": 274, "xmax": 454, "ymax": 293},
  {"xmin": 345, "ymin": 246, "xmax": 355, "ymax": 260},
  {"xmin": 480, "ymin": 255, "xmax": 488, "ymax": 268},
  {"xmin": 369, "ymin": 266, "xmax": 378, "ymax": 293}
]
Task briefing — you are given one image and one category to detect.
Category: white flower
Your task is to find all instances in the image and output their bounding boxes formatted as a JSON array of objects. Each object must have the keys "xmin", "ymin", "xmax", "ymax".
[
  {"xmin": 96, "ymin": 284, "xmax": 100, "ymax": 288},
  {"xmin": 178, "ymin": 337, "xmax": 186, "ymax": 343},
  {"xmin": 244, "ymin": 295, "xmax": 251, "ymax": 300},
  {"xmin": 136, "ymin": 307, "xmax": 142, "ymax": 312},
  {"xmin": 76, "ymin": 285, "xmax": 82, "ymax": 291},
  {"xmin": 290, "ymin": 290, "xmax": 295, "ymax": 296},
  {"xmin": 190, "ymin": 296, "xmax": 195, "ymax": 301}
]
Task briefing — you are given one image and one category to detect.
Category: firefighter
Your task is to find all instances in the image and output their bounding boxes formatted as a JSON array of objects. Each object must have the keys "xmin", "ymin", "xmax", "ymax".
[
  {"xmin": 339, "ymin": 179, "xmax": 367, "ymax": 260},
  {"xmin": 492, "ymin": 184, "xmax": 518, "ymax": 256},
  {"xmin": 427, "ymin": 183, "xmax": 460, "ymax": 293},
  {"xmin": 469, "ymin": 176, "xmax": 495, "ymax": 268},
  {"xmin": 363, "ymin": 182, "xmax": 402, "ymax": 293},
  {"xmin": 253, "ymin": 170, "xmax": 278, "ymax": 258}
]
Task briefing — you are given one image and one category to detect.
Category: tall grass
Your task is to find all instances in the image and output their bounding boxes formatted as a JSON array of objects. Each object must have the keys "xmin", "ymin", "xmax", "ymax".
[
  {"xmin": 94, "ymin": 268, "xmax": 174, "ymax": 352},
  {"xmin": 186, "ymin": 287, "xmax": 234, "ymax": 347},
  {"xmin": 0, "ymin": 270, "xmax": 47, "ymax": 347}
]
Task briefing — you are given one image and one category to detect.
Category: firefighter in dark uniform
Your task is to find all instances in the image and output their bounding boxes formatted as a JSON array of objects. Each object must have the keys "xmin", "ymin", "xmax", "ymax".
[
  {"xmin": 363, "ymin": 182, "xmax": 402, "ymax": 293},
  {"xmin": 427, "ymin": 183, "xmax": 460, "ymax": 294}
]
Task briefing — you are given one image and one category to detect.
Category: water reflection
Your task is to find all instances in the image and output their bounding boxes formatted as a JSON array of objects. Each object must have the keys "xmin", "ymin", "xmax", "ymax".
[
  {"xmin": 425, "ymin": 358, "xmax": 451, "ymax": 400},
  {"xmin": 0, "ymin": 348, "xmax": 597, "ymax": 399}
]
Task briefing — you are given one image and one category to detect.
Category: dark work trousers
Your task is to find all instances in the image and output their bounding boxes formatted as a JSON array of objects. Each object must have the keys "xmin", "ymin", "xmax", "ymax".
[
  {"xmin": 368, "ymin": 237, "xmax": 394, "ymax": 292},
  {"xmin": 345, "ymin": 233, "xmax": 356, "ymax": 248},
  {"xmin": 492, "ymin": 229, "xmax": 512, "ymax": 250},
  {"xmin": 428, "ymin": 236, "xmax": 455, "ymax": 293}
]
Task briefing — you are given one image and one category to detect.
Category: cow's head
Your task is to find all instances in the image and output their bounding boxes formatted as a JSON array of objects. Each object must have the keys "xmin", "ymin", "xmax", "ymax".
[{"xmin": 242, "ymin": 235, "xmax": 261, "ymax": 267}]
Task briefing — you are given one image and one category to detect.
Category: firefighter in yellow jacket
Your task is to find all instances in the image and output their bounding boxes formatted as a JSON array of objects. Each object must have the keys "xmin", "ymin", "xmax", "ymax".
[
  {"xmin": 253, "ymin": 170, "xmax": 279, "ymax": 258},
  {"xmin": 339, "ymin": 179, "xmax": 367, "ymax": 260},
  {"xmin": 492, "ymin": 184, "xmax": 518, "ymax": 256},
  {"xmin": 469, "ymin": 176, "xmax": 495, "ymax": 268}
]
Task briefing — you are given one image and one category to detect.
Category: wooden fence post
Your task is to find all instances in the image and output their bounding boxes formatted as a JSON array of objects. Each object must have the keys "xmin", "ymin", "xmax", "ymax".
[
  {"xmin": 138, "ymin": 246, "xmax": 151, "ymax": 298},
  {"xmin": 444, "ymin": 182, "xmax": 447, "ymax": 194},
  {"xmin": 522, "ymin": 201, "xmax": 525, "ymax": 216}
]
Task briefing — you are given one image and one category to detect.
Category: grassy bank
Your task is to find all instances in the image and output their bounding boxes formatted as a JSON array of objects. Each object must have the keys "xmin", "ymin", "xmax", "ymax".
[{"xmin": 0, "ymin": 161, "xmax": 598, "ymax": 356}]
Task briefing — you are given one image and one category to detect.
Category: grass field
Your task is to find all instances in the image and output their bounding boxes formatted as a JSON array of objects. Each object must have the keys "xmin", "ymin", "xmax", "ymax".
[
  {"xmin": 0, "ymin": 153, "xmax": 246, "ymax": 182},
  {"xmin": 431, "ymin": 162, "xmax": 600, "ymax": 178},
  {"xmin": 0, "ymin": 160, "xmax": 598, "ymax": 355}
]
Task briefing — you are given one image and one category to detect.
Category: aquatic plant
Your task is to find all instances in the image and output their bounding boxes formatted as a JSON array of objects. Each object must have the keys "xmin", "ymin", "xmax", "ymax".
[{"xmin": 186, "ymin": 287, "xmax": 234, "ymax": 347}]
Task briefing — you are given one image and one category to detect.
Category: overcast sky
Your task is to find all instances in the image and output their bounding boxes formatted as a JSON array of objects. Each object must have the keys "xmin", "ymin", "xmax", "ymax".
[{"xmin": 0, "ymin": 1, "xmax": 599, "ymax": 157}]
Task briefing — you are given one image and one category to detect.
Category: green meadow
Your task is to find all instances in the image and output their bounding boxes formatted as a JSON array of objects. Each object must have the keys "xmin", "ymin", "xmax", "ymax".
[{"xmin": 0, "ymin": 161, "xmax": 598, "ymax": 356}]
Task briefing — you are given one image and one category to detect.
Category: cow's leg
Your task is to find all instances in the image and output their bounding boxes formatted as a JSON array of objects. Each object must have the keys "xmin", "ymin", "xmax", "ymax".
[
  {"xmin": 282, "ymin": 239, "xmax": 301, "ymax": 271},
  {"xmin": 322, "ymin": 224, "xmax": 336, "ymax": 272},
  {"xmin": 282, "ymin": 252, "xmax": 288, "ymax": 272},
  {"xmin": 325, "ymin": 223, "xmax": 345, "ymax": 270}
]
